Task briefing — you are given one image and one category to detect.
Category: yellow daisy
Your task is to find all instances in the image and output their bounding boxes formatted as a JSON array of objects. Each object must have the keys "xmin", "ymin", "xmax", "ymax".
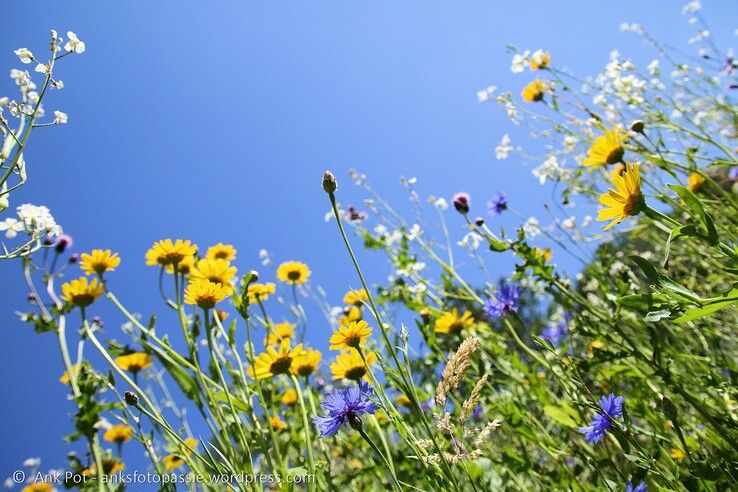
[
  {"xmin": 670, "ymin": 447, "xmax": 686, "ymax": 461},
  {"xmin": 534, "ymin": 247, "xmax": 553, "ymax": 262},
  {"xmin": 343, "ymin": 288, "xmax": 369, "ymax": 306},
  {"xmin": 395, "ymin": 394, "xmax": 412, "ymax": 407},
  {"xmin": 21, "ymin": 483, "xmax": 54, "ymax": 492},
  {"xmin": 338, "ymin": 305, "xmax": 363, "ymax": 326},
  {"xmin": 83, "ymin": 459, "xmax": 124, "ymax": 476},
  {"xmin": 330, "ymin": 350, "xmax": 377, "ymax": 381},
  {"xmin": 281, "ymin": 388, "xmax": 298, "ymax": 406},
  {"xmin": 582, "ymin": 127, "xmax": 626, "ymax": 168},
  {"xmin": 247, "ymin": 282, "xmax": 276, "ymax": 304},
  {"xmin": 103, "ymin": 424, "xmax": 134, "ymax": 444},
  {"xmin": 115, "ymin": 352, "xmax": 153, "ymax": 373},
  {"xmin": 687, "ymin": 172, "xmax": 706, "ymax": 193},
  {"xmin": 184, "ymin": 278, "xmax": 231, "ymax": 309},
  {"xmin": 521, "ymin": 80, "xmax": 547, "ymax": 102},
  {"xmin": 597, "ymin": 162, "xmax": 644, "ymax": 231},
  {"xmin": 290, "ymin": 348, "xmax": 322, "ymax": 377},
  {"xmin": 530, "ymin": 50, "xmax": 550, "ymax": 70},
  {"xmin": 164, "ymin": 254, "xmax": 195, "ymax": 275},
  {"xmin": 191, "ymin": 258, "xmax": 237, "ymax": 287},
  {"xmin": 434, "ymin": 308, "xmax": 475, "ymax": 335},
  {"xmin": 276, "ymin": 260, "xmax": 311, "ymax": 285},
  {"xmin": 59, "ymin": 363, "xmax": 82, "ymax": 385},
  {"xmin": 248, "ymin": 340, "xmax": 305, "ymax": 380},
  {"xmin": 79, "ymin": 249, "xmax": 121, "ymax": 276},
  {"xmin": 163, "ymin": 454, "xmax": 185, "ymax": 470},
  {"xmin": 61, "ymin": 277, "xmax": 105, "ymax": 307},
  {"xmin": 270, "ymin": 415, "xmax": 288, "ymax": 430},
  {"xmin": 266, "ymin": 321, "xmax": 296, "ymax": 346},
  {"xmin": 145, "ymin": 239, "xmax": 198, "ymax": 267},
  {"xmin": 329, "ymin": 320, "xmax": 372, "ymax": 350},
  {"xmin": 206, "ymin": 243, "xmax": 237, "ymax": 262},
  {"xmin": 609, "ymin": 163, "xmax": 626, "ymax": 182}
]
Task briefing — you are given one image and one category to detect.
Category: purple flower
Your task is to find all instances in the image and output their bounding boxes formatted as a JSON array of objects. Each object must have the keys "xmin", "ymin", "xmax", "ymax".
[
  {"xmin": 541, "ymin": 319, "xmax": 568, "ymax": 347},
  {"xmin": 626, "ymin": 482, "xmax": 646, "ymax": 492},
  {"xmin": 54, "ymin": 234, "xmax": 73, "ymax": 253},
  {"xmin": 729, "ymin": 167, "xmax": 738, "ymax": 181},
  {"xmin": 313, "ymin": 380, "xmax": 378, "ymax": 437},
  {"xmin": 487, "ymin": 190, "xmax": 508, "ymax": 216},
  {"xmin": 484, "ymin": 282, "xmax": 520, "ymax": 319},
  {"xmin": 452, "ymin": 192, "xmax": 470, "ymax": 214},
  {"xmin": 579, "ymin": 394, "xmax": 624, "ymax": 444}
]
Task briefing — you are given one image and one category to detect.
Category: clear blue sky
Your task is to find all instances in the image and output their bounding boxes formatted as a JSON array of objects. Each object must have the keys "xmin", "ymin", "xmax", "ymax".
[{"xmin": 2, "ymin": 0, "xmax": 736, "ymax": 485}]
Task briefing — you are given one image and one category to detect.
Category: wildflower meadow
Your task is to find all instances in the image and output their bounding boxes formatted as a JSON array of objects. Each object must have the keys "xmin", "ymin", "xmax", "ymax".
[{"xmin": 3, "ymin": 2, "xmax": 738, "ymax": 491}]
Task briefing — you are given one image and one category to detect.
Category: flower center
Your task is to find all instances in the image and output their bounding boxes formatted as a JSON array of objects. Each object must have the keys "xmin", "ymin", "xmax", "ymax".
[
  {"xmin": 606, "ymin": 146, "xmax": 624, "ymax": 165},
  {"xmin": 345, "ymin": 366, "xmax": 367, "ymax": 380},
  {"xmin": 623, "ymin": 192, "xmax": 643, "ymax": 216},
  {"xmin": 287, "ymin": 270, "xmax": 301, "ymax": 281},
  {"xmin": 270, "ymin": 356, "xmax": 292, "ymax": 375}
]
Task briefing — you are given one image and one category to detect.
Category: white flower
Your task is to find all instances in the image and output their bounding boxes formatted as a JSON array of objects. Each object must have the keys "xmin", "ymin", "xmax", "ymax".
[
  {"xmin": 647, "ymin": 59, "xmax": 660, "ymax": 77},
  {"xmin": 563, "ymin": 135, "xmax": 577, "ymax": 152},
  {"xmin": 16, "ymin": 203, "xmax": 62, "ymax": 236},
  {"xmin": 510, "ymin": 51, "xmax": 530, "ymax": 73},
  {"xmin": 582, "ymin": 215, "xmax": 592, "ymax": 227},
  {"xmin": 495, "ymin": 134, "xmax": 512, "ymax": 160},
  {"xmin": 34, "ymin": 63, "xmax": 50, "ymax": 74},
  {"xmin": 682, "ymin": 0, "xmax": 701, "ymax": 15},
  {"xmin": 476, "ymin": 85, "xmax": 497, "ymax": 102},
  {"xmin": 53, "ymin": 110, "xmax": 68, "ymax": 124},
  {"xmin": 532, "ymin": 155, "xmax": 565, "ymax": 185},
  {"xmin": 22, "ymin": 457, "xmax": 41, "ymax": 468},
  {"xmin": 407, "ymin": 224, "xmax": 421, "ymax": 241},
  {"xmin": 14, "ymin": 48, "xmax": 34, "ymax": 64},
  {"xmin": 561, "ymin": 216, "xmax": 576, "ymax": 230},
  {"xmin": 530, "ymin": 50, "xmax": 547, "ymax": 67},
  {"xmin": 373, "ymin": 224, "xmax": 388, "ymax": 237},
  {"xmin": 457, "ymin": 232, "xmax": 483, "ymax": 250},
  {"xmin": 523, "ymin": 217, "xmax": 541, "ymax": 238},
  {"xmin": 432, "ymin": 197, "xmax": 448, "ymax": 211},
  {"xmin": 0, "ymin": 217, "xmax": 24, "ymax": 238},
  {"xmin": 64, "ymin": 31, "xmax": 86, "ymax": 53},
  {"xmin": 258, "ymin": 248, "xmax": 271, "ymax": 266},
  {"xmin": 10, "ymin": 69, "xmax": 32, "ymax": 88}
]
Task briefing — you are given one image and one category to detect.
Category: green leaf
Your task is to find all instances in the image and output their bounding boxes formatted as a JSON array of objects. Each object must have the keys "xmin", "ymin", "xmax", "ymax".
[
  {"xmin": 644, "ymin": 309, "xmax": 672, "ymax": 322},
  {"xmin": 663, "ymin": 224, "xmax": 697, "ymax": 268},
  {"xmin": 630, "ymin": 255, "xmax": 701, "ymax": 302},
  {"xmin": 668, "ymin": 184, "xmax": 718, "ymax": 245},
  {"xmin": 543, "ymin": 403, "xmax": 579, "ymax": 429},
  {"xmin": 674, "ymin": 285, "xmax": 738, "ymax": 323},
  {"xmin": 615, "ymin": 293, "xmax": 670, "ymax": 312}
]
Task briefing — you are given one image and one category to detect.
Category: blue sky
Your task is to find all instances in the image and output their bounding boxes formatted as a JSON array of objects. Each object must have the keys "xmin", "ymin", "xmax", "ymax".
[{"xmin": 2, "ymin": 0, "xmax": 736, "ymax": 485}]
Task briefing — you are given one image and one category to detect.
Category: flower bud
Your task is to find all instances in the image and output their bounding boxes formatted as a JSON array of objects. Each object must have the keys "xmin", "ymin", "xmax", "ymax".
[
  {"xmin": 68, "ymin": 253, "xmax": 79, "ymax": 264},
  {"xmin": 452, "ymin": 192, "xmax": 470, "ymax": 214},
  {"xmin": 54, "ymin": 234, "xmax": 73, "ymax": 253},
  {"xmin": 630, "ymin": 120, "xmax": 645, "ymax": 134},
  {"xmin": 474, "ymin": 217, "xmax": 485, "ymax": 226},
  {"xmin": 43, "ymin": 234, "xmax": 54, "ymax": 246},
  {"xmin": 322, "ymin": 170, "xmax": 337, "ymax": 194},
  {"xmin": 124, "ymin": 391, "xmax": 139, "ymax": 406}
]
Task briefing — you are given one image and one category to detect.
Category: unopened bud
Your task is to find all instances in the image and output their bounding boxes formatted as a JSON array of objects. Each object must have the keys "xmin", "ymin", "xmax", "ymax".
[
  {"xmin": 322, "ymin": 170, "xmax": 337, "ymax": 194},
  {"xmin": 474, "ymin": 217, "xmax": 485, "ymax": 226},
  {"xmin": 452, "ymin": 192, "xmax": 470, "ymax": 214},
  {"xmin": 54, "ymin": 234, "xmax": 73, "ymax": 253},
  {"xmin": 124, "ymin": 391, "xmax": 139, "ymax": 406},
  {"xmin": 630, "ymin": 120, "xmax": 645, "ymax": 134},
  {"xmin": 68, "ymin": 253, "xmax": 79, "ymax": 264}
]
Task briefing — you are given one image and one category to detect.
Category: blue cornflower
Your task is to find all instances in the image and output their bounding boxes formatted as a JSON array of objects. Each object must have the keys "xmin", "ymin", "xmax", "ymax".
[
  {"xmin": 626, "ymin": 481, "xmax": 646, "ymax": 492},
  {"xmin": 730, "ymin": 166, "xmax": 738, "ymax": 181},
  {"xmin": 541, "ymin": 319, "xmax": 568, "ymax": 347},
  {"xmin": 484, "ymin": 282, "xmax": 520, "ymax": 319},
  {"xmin": 487, "ymin": 190, "xmax": 508, "ymax": 216},
  {"xmin": 313, "ymin": 380, "xmax": 378, "ymax": 437},
  {"xmin": 579, "ymin": 394, "xmax": 624, "ymax": 444}
]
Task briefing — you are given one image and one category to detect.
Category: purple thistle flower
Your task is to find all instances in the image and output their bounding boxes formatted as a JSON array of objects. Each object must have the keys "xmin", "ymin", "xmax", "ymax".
[
  {"xmin": 487, "ymin": 190, "xmax": 508, "ymax": 216},
  {"xmin": 452, "ymin": 192, "xmax": 470, "ymax": 214},
  {"xmin": 313, "ymin": 380, "xmax": 378, "ymax": 437},
  {"xmin": 541, "ymin": 319, "xmax": 568, "ymax": 347},
  {"xmin": 626, "ymin": 482, "xmax": 646, "ymax": 492},
  {"xmin": 54, "ymin": 234, "xmax": 73, "ymax": 253},
  {"xmin": 579, "ymin": 394, "xmax": 624, "ymax": 444},
  {"xmin": 484, "ymin": 282, "xmax": 520, "ymax": 319}
]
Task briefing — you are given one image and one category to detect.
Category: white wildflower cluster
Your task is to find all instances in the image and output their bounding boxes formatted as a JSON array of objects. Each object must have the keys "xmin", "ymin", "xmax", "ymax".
[
  {"xmin": 532, "ymin": 155, "xmax": 569, "ymax": 185},
  {"xmin": 259, "ymin": 248, "xmax": 271, "ymax": 266},
  {"xmin": 494, "ymin": 92, "xmax": 520, "ymax": 125},
  {"xmin": 476, "ymin": 85, "xmax": 497, "ymax": 102},
  {"xmin": 427, "ymin": 196, "xmax": 448, "ymax": 211},
  {"xmin": 457, "ymin": 231, "xmax": 483, "ymax": 251},
  {"xmin": 510, "ymin": 50, "xmax": 530, "ymax": 73},
  {"xmin": 0, "ymin": 203, "xmax": 62, "ymax": 239},
  {"xmin": 495, "ymin": 134, "xmax": 513, "ymax": 160}
]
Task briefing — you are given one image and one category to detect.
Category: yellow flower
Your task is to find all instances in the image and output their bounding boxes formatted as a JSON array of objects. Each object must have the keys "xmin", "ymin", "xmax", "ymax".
[
  {"xmin": 61, "ymin": 277, "xmax": 105, "ymax": 307},
  {"xmin": 103, "ymin": 424, "xmax": 134, "ymax": 444},
  {"xmin": 281, "ymin": 388, "xmax": 298, "ymax": 406},
  {"xmin": 534, "ymin": 247, "xmax": 553, "ymax": 262},
  {"xmin": 521, "ymin": 80, "xmax": 547, "ymax": 102},
  {"xmin": 83, "ymin": 459, "xmax": 124, "ymax": 476},
  {"xmin": 266, "ymin": 321, "xmax": 296, "ymax": 346},
  {"xmin": 609, "ymin": 163, "xmax": 626, "ymax": 182},
  {"xmin": 206, "ymin": 243, "xmax": 237, "ymax": 261},
  {"xmin": 687, "ymin": 172, "xmax": 706, "ymax": 193},
  {"xmin": 670, "ymin": 447, "xmax": 686, "ymax": 461},
  {"xmin": 248, "ymin": 340, "xmax": 305, "ymax": 380},
  {"xmin": 247, "ymin": 282, "xmax": 276, "ymax": 303},
  {"xmin": 21, "ymin": 483, "xmax": 54, "ymax": 492},
  {"xmin": 163, "ymin": 454, "xmax": 185, "ymax": 470},
  {"xmin": 79, "ymin": 249, "xmax": 121, "ymax": 276},
  {"xmin": 330, "ymin": 350, "xmax": 377, "ymax": 381},
  {"xmin": 329, "ymin": 320, "xmax": 372, "ymax": 350},
  {"xmin": 191, "ymin": 258, "xmax": 237, "ymax": 287},
  {"xmin": 434, "ymin": 308, "xmax": 475, "ymax": 335},
  {"xmin": 338, "ymin": 305, "xmax": 363, "ymax": 326},
  {"xmin": 530, "ymin": 50, "xmax": 550, "ymax": 70},
  {"xmin": 276, "ymin": 261, "xmax": 311, "ymax": 285},
  {"xmin": 164, "ymin": 255, "xmax": 195, "ymax": 275},
  {"xmin": 395, "ymin": 394, "xmax": 412, "ymax": 407},
  {"xmin": 115, "ymin": 352, "xmax": 153, "ymax": 373},
  {"xmin": 270, "ymin": 415, "xmax": 288, "ymax": 430},
  {"xmin": 184, "ymin": 278, "xmax": 231, "ymax": 309},
  {"xmin": 290, "ymin": 348, "xmax": 322, "ymax": 377},
  {"xmin": 343, "ymin": 288, "xmax": 369, "ymax": 306},
  {"xmin": 582, "ymin": 127, "xmax": 626, "ymax": 168},
  {"xmin": 59, "ymin": 363, "xmax": 82, "ymax": 385},
  {"xmin": 597, "ymin": 162, "xmax": 644, "ymax": 231},
  {"xmin": 145, "ymin": 239, "xmax": 197, "ymax": 267}
]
